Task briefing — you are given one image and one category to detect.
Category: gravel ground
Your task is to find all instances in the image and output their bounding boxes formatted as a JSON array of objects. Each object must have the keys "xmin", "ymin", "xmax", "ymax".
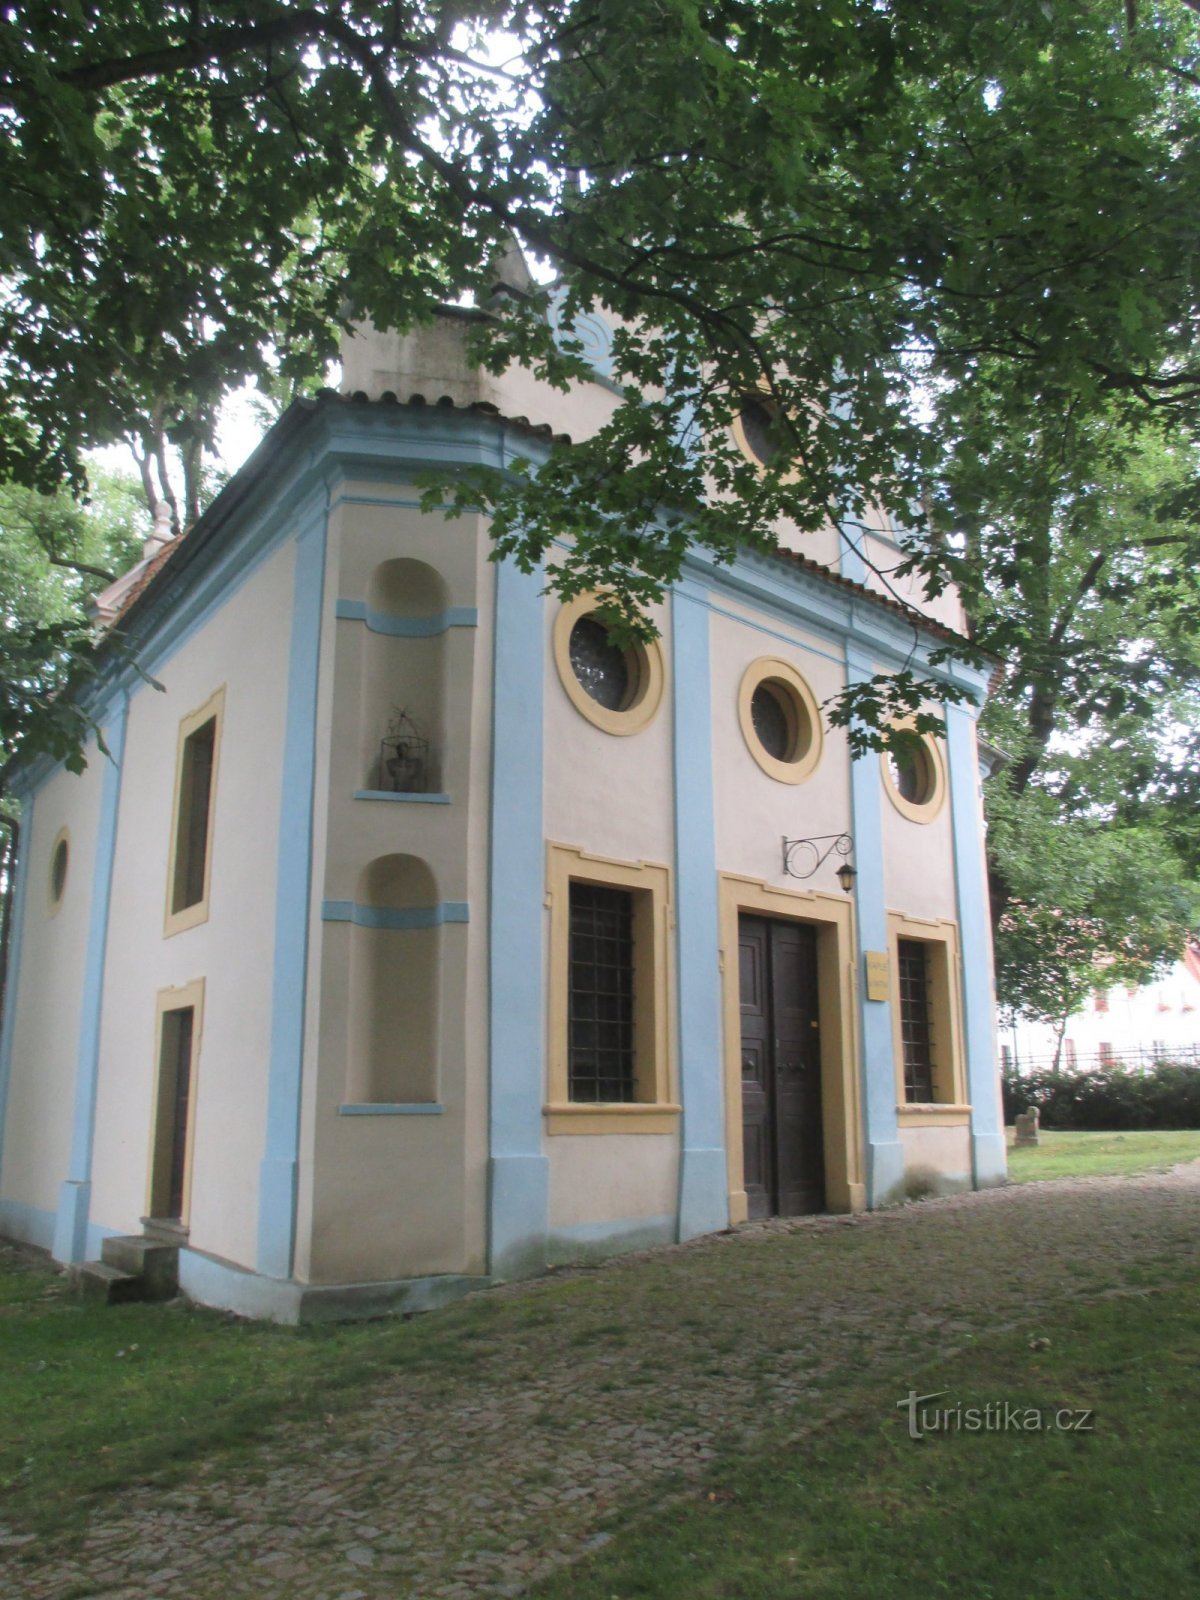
[{"xmin": 4, "ymin": 1162, "xmax": 1199, "ymax": 1600}]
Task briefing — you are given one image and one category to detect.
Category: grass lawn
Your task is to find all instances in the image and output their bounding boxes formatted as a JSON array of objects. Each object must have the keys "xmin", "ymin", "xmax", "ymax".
[
  {"xmin": 1005, "ymin": 1127, "xmax": 1200, "ymax": 1184},
  {"xmin": 0, "ymin": 1240, "xmax": 507, "ymax": 1534},
  {"xmin": 529, "ymin": 1275, "xmax": 1200, "ymax": 1600}
]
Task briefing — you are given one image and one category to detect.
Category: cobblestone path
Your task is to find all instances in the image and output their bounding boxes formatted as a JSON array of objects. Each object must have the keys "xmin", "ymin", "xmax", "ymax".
[{"xmin": 5, "ymin": 1164, "xmax": 1199, "ymax": 1600}]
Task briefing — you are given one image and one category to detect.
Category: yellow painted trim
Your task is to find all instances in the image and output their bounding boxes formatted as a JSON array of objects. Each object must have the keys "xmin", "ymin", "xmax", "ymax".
[
  {"xmin": 880, "ymin": 721, "xmax": 947, "ymax": 824},
  {"xmin": 46, "ymin": 826, "xmax": 70, "ymax": 916},
  {"xmin": 552, "ymin": 593, "xmax": 665, "ymax": 736},
  {"xmin": 718, "ymin": 873, "xmax": 865, "ymax": 1217},
  {"xmin": 164, "ymin": 686, "xmax": 225, "ymax": 938},
  {"xmin": 545, "ymin": 842, "xmax": 675, "ymax": 1130},
  {"xmin": 145, "ymin": 977, "xmax": 206, "ymax": 1228},
  {"xmin": 737, "ymin": 657, "xmax": 824, "ymax": 784},
  {"xmin": 887, "ymin": 912, "xmax": 968, "ymax": 1109},
  {"xmin": 544, "ymin": 1104, "xmax": 682, "ymax": 1135},
  {"xmin": 897, "ymin": 1104, "xmax": 972, "ymax": 1127}
]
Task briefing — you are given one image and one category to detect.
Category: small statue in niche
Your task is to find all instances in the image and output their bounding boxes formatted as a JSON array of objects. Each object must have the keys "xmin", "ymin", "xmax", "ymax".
[{"xmin": 380, "ymin": 707, "xmax": 430, "ymax": 793}]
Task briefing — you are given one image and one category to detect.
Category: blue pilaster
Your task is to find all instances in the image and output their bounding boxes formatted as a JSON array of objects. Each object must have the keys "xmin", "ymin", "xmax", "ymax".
[
  {"xmin": 53, "ymin": 701, "xmax": 129, "ymax": 1263},
  {"xmin": 0, "ymin": 794, "xmax": 34, "ymax": 1194},
  {"xmin": 846, "ymin": 645, "xmax": 904, "ymax": 1206},
  {"xmin": 671, "ymin": 582, "xmax": 729, "ymax": 1239},
  {"xmin": 487, "ymin": 556, "xmax": 549, "ymax": 1278},
  {"xmin": 945, "ymin": 704, "xmax": 1006, "ymax": 1188},
  {"xmin": 257, "ymin": 509, "xmax": 329, "ymax": 1278}
]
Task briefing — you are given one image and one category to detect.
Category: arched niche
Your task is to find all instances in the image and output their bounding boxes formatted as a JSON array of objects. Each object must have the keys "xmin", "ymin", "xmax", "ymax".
[
  {"xmin": 346, "ymin": 853, "xmax": 440, "ymax": 1105},
  {"xmin": 366, "ymin": 558, "xmax": 449, "ymax": 620},
  {"xmin": 358, "ymin": 558, "xmax": 448, "ymax": 793}
]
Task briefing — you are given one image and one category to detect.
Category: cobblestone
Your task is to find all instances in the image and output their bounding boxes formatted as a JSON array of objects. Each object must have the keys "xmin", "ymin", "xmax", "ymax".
[{"xmin": 5, "ymin": 1164, "xmax": 1200, "ymax": 1599}]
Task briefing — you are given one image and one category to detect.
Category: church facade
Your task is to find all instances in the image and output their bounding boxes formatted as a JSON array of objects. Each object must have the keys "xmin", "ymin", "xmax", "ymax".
[{"xmin": 0, "ymin": 310, "xmax": 1004, "ymax": 1320}]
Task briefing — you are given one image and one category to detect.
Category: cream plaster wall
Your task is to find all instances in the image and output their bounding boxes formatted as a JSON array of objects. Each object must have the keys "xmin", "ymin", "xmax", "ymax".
[
  {"xmin": 548, "ymin": 1135, "xmax": 678, "ymax": 1228},
  {"xmin": 709, "ymin": 607, "xmax": 854, "ymax": 898},
  {"xmin": 297, "ymin": 486, "xmax": 494, "ymax": 1283},
  {"xmin": 539, "ymin": 592, "xmax": 679, "ymax": 1232},
  {"xmin": 0, "ymin": 752, "xmax": 105, "ymax": 1221},
  {"xmin": 89, "ymin": 541, "xmax": 296, "ymax": 1269},
  {"xmin": 899, "ymin": 1123, "xmax": 973, "ymax": 1192},
  {"xmin": 542, "ymin": 594, "xmax": 675, "ymax": 867},
  {"xmin": 857, "ymin": 528, "xmax": 969, "ymax": 635},
  {"xmin": 341, "ymin": 317, "xmax": 620, "ymax": 448},
  {"xmin": 771, "ymin": 518, "xmax": 843, "ymax": 570},
  {"xmin": 880, "ymin": 746, "xmax": 960, "ymax": 926}
]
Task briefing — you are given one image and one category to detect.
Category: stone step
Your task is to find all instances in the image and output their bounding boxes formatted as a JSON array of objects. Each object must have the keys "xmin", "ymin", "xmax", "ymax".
[
  {"xmin": 101, "ymin": 1235, "xmax": 179, "ymax": 1299},
  {"xmin": 74, "ymin": 1260, "xmax": 144, "ymax": 1305}
]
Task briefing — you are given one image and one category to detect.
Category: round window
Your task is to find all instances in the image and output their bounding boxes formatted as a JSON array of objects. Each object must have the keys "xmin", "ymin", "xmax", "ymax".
[
  {"xmin": 569, "ymin": 615, "xmax": 632, "ymax": 711},
  {"xmin": 889, "ymin": 744, "xmax": 935, "ymax": 806},
  {"xmin": 736, "ymin": 395, "xmax": 782, "ymax": 467},
  {"xmin": 750, "ymin": 680, "xmax": 800, "ymax": 763},
  {"xmin": 882, "ymin": 729, "xmax": 946, "ymax": 822},
  {"xmin": 49, "ymin": 830, "xmax": 69, "ymax": 910},
  {"xmin": 553, "ymin": 595, "xmax": 665, "ymax": 736},
  {"xmin": 738, "ymin": 659, "xmax": 823, "ymax": 783}
]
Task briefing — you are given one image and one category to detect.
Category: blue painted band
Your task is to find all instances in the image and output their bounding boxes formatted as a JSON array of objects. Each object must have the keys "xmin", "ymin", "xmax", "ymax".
[
  {"xmin": 845, "ymin": 644, "xmax": 899, "ymax": 1181},
  {"xmin": 352, "ymin": 789, "xmax": 450, "ymax": 804},
  {"xmin": 258, "ymin": 509, "xmax": 329, "ymax": 1280},
  {"xmin": 487, "ymin": 553, "xmax": 550, "ymax": 1276},
  {"xmin": 0, "ymin": 795, "xmax": 33, "ymax": 1193},
  {"xmin": 945, "ymin": 704, "xmax": 1004, "ymax": 1154},
  {"xmin": 54, "ymin": 703, "xmax": 129, "ymax": 1264},
  {"xmin": 338, "ymin": 1102, "xmax": 445, "ymax": 1116},
  {"xmin": 321, "ymin": 900, "xmax": 469, "ymax": 930},
  {"xmin": 670, "ymin": 582, "xmax": 729, "ymax": 1240},
  {"xmin": 335, "ymin": 599, "xmax": 478, "ymax": 636}
]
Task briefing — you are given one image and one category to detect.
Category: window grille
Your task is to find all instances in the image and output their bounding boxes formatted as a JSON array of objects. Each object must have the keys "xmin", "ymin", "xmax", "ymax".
[
  {"xmin": 898, "ymin": 938, "xmax": 935, "ymax": 1103},
  {"xmin": 568, "ymin": 882, "xmax": 635, "ymax": 1101}
]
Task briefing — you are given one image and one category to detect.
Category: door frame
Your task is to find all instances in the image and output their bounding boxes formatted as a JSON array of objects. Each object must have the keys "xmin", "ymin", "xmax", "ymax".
[
  {"xmin": 145, "ymin": 977, "xmax": 206, "ymax": 1228},
  {"xmin": 719, "ymin": 874, "xmax": 864, "ymax": 1221}
]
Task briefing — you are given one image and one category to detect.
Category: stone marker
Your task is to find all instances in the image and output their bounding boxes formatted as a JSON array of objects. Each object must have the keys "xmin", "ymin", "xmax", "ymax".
[{"xmin": 1014, "ymin": 1106, "xmax": 1040, "ymax": 1147}]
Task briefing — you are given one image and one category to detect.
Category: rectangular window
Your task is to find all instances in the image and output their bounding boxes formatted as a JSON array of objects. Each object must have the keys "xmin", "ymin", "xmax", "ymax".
[
  {"xmin": 898, "ymin": 938, "xmax": 936, "ymax": 1103},
  {"xmin": 889, "ymin": 914, "xmax": 967, "ymax": 1116},
  {"xmin": 1065, "ymin": 1038, "xmax": 1078, "ymax": 1067},
  {"xmin": 172, "ymin": 717, "xmax": 216, "ymax": 913},
  {"xmin": 545, "ymin": 844, "xmax": 677, "ymax": 1134},
  {"xmin": 1094, "ymin": 988, "xmax": 1109, "ymax": 1013},
  {"xmin": 165, "ymin": 688, "xmax": 223, "ymax": 935},
  {"xmin": 568, "ymin": 883, "xmax": 636, "ymax": 1102}
]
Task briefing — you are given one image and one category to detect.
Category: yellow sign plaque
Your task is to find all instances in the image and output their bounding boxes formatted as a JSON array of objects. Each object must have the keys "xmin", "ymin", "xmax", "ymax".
[{"xmin": 865, "ymin": 950, "xmax": 890, "ymax": 1002}]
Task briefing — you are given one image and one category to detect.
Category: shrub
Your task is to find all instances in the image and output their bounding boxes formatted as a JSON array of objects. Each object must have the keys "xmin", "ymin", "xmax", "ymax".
[{"xmin": 1003, "ymin": 1060, "xmax": 1200, "ymax": 1131}]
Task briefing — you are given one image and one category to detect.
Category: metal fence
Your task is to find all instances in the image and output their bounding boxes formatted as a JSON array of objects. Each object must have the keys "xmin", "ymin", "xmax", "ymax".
[{"xmin": 1003, "ymin": 1043, "xmax": 1200, "ymax": 1076}]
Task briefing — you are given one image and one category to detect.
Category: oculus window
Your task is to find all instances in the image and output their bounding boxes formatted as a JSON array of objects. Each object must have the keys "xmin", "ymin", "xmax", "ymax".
[
  {"xmin": 738, "ymin": 658, "xmax": 823, "ymax": 784},
  {"xmin": 881, "ymin": 725, "xmax": 946, "ymax": 822},
  {"xmin": 48, "ymin": 828, "xmax": 69, "ymax": 912},
  {"xmin": 553, "ymin": 595, "xmax": 664, "ymax": 736}
]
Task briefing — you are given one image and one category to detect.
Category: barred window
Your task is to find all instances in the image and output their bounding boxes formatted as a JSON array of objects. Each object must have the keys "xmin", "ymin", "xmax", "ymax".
[
  {"xmin": 568, "ymin": 883, "xmax": 635, "ymax": 1102},
  {"xmin": 898, "ymin": 938, "xmax": 935, "ymax": 1103}
]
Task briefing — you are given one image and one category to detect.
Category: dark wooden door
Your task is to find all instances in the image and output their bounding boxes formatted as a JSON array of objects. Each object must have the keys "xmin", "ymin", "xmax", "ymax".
[{"xmin": 739, "ymin": 915, "xmax": 825, "ymax": 1219}]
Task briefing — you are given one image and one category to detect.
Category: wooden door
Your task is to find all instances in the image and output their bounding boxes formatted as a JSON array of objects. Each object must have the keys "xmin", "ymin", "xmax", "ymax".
[
  {"xmin": 150, "ymin": 1005, "xmax": 195, "ymax": 1223},
  {"xmin": 739, "ymin": 915, "xmax": 825, "ymax": 1219}
]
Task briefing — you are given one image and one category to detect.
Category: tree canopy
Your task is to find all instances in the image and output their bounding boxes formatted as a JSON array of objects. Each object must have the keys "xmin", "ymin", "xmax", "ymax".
[
  {"xmin": 3, "ymin": 1, "xmax": 1200, "ymax": 779},
  {"xmin": 4, "ymin": 5, "xmax": 1200, "ymax": 592}
]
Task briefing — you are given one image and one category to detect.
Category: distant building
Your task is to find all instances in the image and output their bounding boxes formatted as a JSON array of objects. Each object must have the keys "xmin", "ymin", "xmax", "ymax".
[{"xmin": 1001, "ymin": 942, "xmax": 1200, "ymax": 1071}]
